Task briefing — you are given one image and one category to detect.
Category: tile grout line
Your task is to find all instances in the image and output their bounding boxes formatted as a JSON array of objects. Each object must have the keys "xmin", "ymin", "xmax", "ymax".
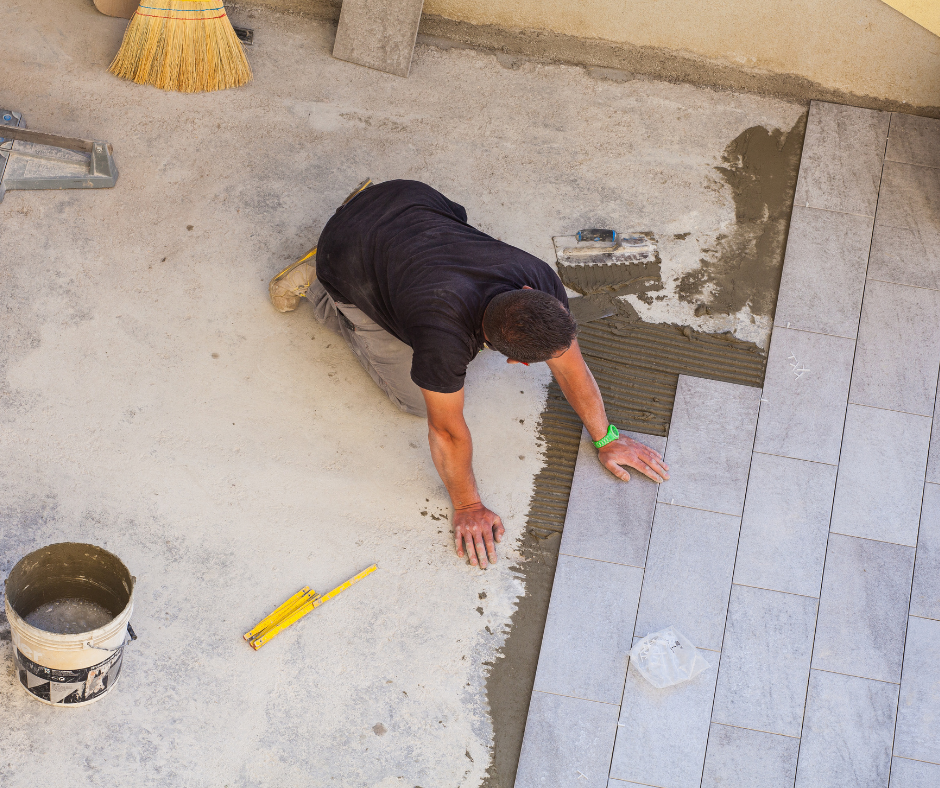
[
  {"xmin": 710, "ymin": 720, "xmax": 801, "ymax": 740},
  {"xmin": 652, "ymin": 499, "xmax": 741, "ymax": 519},
  {"xmin": 730, "ymin": 581, "xmax": 819, "ymax": 601},
  {"xmin": 865, "ymin": 276, "xmax": 940, "ymax": 296},
  {"xmin": 827, "ymin": 530, "xmax": 918, "ymax": 549},
  {"xmin": 795, "ymin": 203, "xmax": 875, "ymax": 220},
  {"xmin": 882, "ymin": 157, "xmax": 940, "ymax": 172},
  {"xmin": 845, "ymin": 400, "xmax": 934, "ymax": 420},
  {"xmin": 893, "ymin": 754, "xmax": 940, "ymax": 768},
  {"xmin": 771, "ymin": 323, "xmax": 857, "ymax": 342},
  {"xmin": 557, "ymin": 551, "xmax": 646, "ymax": 570},
  {"xmin": 530, "ymin": 688, "xmax": 621, "ymax": 706},
  {"xmin": 811, "ymin": 666, "xmax": 900, "ymax": 686},
  {"xmin": 790, "ymin": 112, "xmax": 891, "ymax": 788},
  {"xmin": 751, "ymin": 449, "xmax": 838, "ymax": 468}
]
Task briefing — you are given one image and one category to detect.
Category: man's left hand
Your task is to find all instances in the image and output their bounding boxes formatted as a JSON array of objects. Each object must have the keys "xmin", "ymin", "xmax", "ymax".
[{"xmin": 598, "ymin": 436, "xmax": 670, "ymax": 483}]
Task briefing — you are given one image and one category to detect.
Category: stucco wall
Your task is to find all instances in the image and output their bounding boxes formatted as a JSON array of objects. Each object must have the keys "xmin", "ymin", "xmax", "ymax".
[{"xmin": 421, "ymin": 0, "xmax": 940, "ymax": 108}]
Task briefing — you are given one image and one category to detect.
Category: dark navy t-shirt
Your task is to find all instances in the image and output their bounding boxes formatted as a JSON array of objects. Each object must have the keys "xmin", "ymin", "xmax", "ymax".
[{"xmin": 315, "ymin": 180, "xmax": 569, "ymax": 394}]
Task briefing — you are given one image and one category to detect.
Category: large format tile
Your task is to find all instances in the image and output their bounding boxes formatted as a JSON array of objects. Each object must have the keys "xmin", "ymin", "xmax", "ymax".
[
  {"xmin": 634, "ymin": 503, "xmax": 740, "ymax": 652},
  {"xmin": 516, "ymin": 691, "xmax": 619, "ymax": 788},
  {"xmin": 795, "ymin": 670, "xmax": 899, "ymax": 788},
  {"xmin": 886, "ymin": 112, "xmax": 940, "ymax": 169},
  {"xmin": 701, "ymin": 724, "xmax": 800, "ymax": 788},
  {"xmin": 928, "ymin": 380, "xmax": 940, "ymax": 485},
  {"xmin": 910, "ymin": 483, "xmax": 940, "ymax": 620},
  {"xmin": 533, "ymin": 555, "xmax": 644, "ymax": 704},
  {"xmin": 894, "ymin": 615, "xmax": 940, "ymax": 765},
  {"xmin": 830, "ymin": 405, "xmax": 931, "ymax": 546},
  {"xmin": 868, "ymin": 161, "xmax": 940, "ymax": 291},
  {"xmin": 889, "ymin": 757, "xmax": 940, "ymax": 788},
  {"xmin": 812, "ymin": 534, "xmax": 914, "ymax": 683},
  {"xmin": 610, "ymin": 657, "xmax": 717, "ymax": 788},
  {"xmin": 794, "ymin": 101, "xmax": 890, "ymax": 217},
  {"xmin": 331, "ymin": 0, "xmax": 425, "ymax": 77},
  {"xmin": 849, "ymin": 279, "xmax": 940, "ymax": 417},
  {"xmin": 712, "ymin": 585, "xmax": 818, "ymax": 737},
  {"xmin": 560, "ymin": 428, "xmax": 666, "ymax": 568},
  {"xmin": 754, "ymin": 327, "xmax": 855, "ymax": 465},
  {"xmin": 657, "ymin": 376, "xmax": 761, "ymax": 517},
  {"xmin": 773, "ymin": 206, "xmax": 874, "ymax": 338},
  {"xmin": 734, "ymin": 453, "xmax": 837, "ymax": 597}
]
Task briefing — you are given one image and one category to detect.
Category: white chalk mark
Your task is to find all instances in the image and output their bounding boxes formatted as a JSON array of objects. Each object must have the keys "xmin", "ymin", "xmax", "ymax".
[{"xmin": 577, "ymin": 771, "xmax": 588, "ymax": 780}]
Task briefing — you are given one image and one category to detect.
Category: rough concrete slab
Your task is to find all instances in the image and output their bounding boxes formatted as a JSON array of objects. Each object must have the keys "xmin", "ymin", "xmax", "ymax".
[
  {"xmin": 734, "ymin": 452, "xmax": 837, "ymax": 598},
  {"xmin": 772, "ymin": 206, "xmax": 874, "ymax": 339},
  {"xmin": 559, "ymin": 428, "xmax": 665, "ymax": 568},
  {"xmin": 754, "ymin": 326, "xmax": 855, "ymax": 465},
  {"xmin": 711, "ymin": 584, "xmax": 817, "ymax": 737},
  {"xmin": 910, "ymin": 483, "xmax": 940, "ymax": 620},
  {"xmin": 701, "ymin": 723, "xmax": 800, "ymax": 788},
  {"xmin": 0, "ymin": 1, "xmax": 807, "ymax": 785},
  {"xmin": 795, "ymin": 670, "xmax": 899, "ymax": 788},
  {"xmin": 812, "ymin": 534, "xmax": 914, "ymax": 684},
  {"xmin": 793, "ymin": 101, "xmax": 889, "ymax": 217},
  {"xmin": 515, "ymin": 691, "xmax": 619, "ymax": 788},
  {"xmin": 332, "ymin": 0, "xmax": 425, "ymax": 77},
  {"xmin": 830, "ymin": 405, "xmax": 931, "ymax": 547},
  {"xmin": 532, "ymin": 555, "xmax": 643, "ymax": 705},
  {"xmin": 894, "ymin": 615, "xmax": 940, "ymax": 765},
  {"xmin": 657, "ymin": 376, "xmax": 761, "ymax": 517}
]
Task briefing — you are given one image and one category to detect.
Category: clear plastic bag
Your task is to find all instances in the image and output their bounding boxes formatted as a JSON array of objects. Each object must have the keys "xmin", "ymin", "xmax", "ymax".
[{"xmin": 630, "ymin": 626, "xmax": 709, "ymax": 689}]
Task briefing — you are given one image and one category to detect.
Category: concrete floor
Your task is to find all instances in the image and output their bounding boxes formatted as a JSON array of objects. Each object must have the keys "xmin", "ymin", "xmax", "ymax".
[{"xmin": 0, "ymin": 2, "xmax": 803, "ymax": 785}]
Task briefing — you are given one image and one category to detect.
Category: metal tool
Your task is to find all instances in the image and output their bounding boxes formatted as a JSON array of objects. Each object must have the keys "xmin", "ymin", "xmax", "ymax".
[
  {"xmin": 577, "ymin": 228, "xmax": 616, "ymax": 243},
  {"xmin": 0, "ymin": 111, "xmax": 118, "ymax": 204}
]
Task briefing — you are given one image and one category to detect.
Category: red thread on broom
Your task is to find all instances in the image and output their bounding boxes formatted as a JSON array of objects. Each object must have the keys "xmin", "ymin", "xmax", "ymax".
[{"xmin": 133, "ymin": 11, "xmax": 227, "ymax": 19}]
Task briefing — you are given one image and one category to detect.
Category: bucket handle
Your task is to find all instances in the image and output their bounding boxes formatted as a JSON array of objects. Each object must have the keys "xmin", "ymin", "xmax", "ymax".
[{"xmin": 82, "ymin": 622, "xmax": 137, "ymax": 655}]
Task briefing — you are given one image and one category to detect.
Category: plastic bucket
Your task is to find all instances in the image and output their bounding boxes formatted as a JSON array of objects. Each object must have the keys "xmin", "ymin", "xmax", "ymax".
[{"xmin": 4, "ymin": 543, "xmax": 135, "ymax": 706}]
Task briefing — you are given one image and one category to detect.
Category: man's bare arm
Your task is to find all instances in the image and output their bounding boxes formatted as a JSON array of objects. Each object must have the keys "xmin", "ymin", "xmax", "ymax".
[
  {"xmin": 546, "ymin": 338, "xmax": 669, "ymax": 483},
  {"xmin": 421, "ymin": 387, "xmax": 504, "ymax": 568}
]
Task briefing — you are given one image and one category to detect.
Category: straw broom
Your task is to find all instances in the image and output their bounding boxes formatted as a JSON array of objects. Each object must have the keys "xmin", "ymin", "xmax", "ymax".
[{"xmin": 109, "ymin": 1, "xmax": 251, "ymax": 93}]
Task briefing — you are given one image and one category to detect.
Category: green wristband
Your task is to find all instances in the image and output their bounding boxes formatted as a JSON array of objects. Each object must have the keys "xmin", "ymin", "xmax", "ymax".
[{"xmin": 593, "ymin": 424, "xmax": 619, "ymax": 449}]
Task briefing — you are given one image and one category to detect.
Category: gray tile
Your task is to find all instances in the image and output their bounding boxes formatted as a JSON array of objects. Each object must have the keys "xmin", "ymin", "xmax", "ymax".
[
  {"xmin": 793, "ymin": 101, "xmax": 890, "ymax": 216},
  {"xmin": 895, "ymin": 615, "xmax": 940, "ymax": 765},
  {"xmin": 830, "ymin": 405, "xmax": 931, "ymax": 546},
  {"xmin": 795, "ymin": 670, "xmax": 899, "ymax": 788},
  {"xmin": 890, "ymin": 757, "xmax": 940, "ymax": 788},
  {"xmin": 712, "ymin": 585, "xmax": 818, "ymax": 737},
  {"xmin": 734, "ymin": 453, "xmax": 837, "ymax": 597},
  {"xmin": 773, "ymin": 206, "xmax": 874, "ymax": 339},
  {"xmin": 332, "ymin": 0, "xmax": 425, "ymax": 77},
  {"xmin": 516, "ymin": 691, "xmax": 619, "ymax": 788},
  {"xmin": 701, "ymin": 724, "xmax": 800, "ymax": 788},
  {"xmin": 886, "ymin": 112, "xmax": 940, "ymax": 168},
  {"xmin": 657, "ymin": 375, "xmax": 761, "ymax": 517},
  {"xmin": 875, "ymin": 160, "xmax": 940, "ymax": 235},
  {"xmin": 849, "ymin": 279, "xmax": 940, "ymax": 417},
  {"xmin": 560, "ymin": 428, "xmax": 666, "ymax": 567},
  {"xmin": 610, "ymin": 654, "xmax": 717, "ymax": 788},
  {"xmin": 812, "ymin": 533, "xmax": 914, "ymax": 683},
  {"xmin": 868, "ymin": 224, "xmax": 940, "ymax": 293},
  {"xmin": 533, "ymin": 555, "xmax": 644, "ymax": 704},
  {"xmin": 929, "ymin": 393, "xmax": 940, "ymax": 485},
  {"xmin": 634, "ymin": 503, "xmax": 740, "ymax": 652},
  {"xmin": 911, "ymin": 483, "xmax": 940, "ymax": 620},
  {"xmin": 754, "ymin": 327, "xmax": 855, "ymax": 465}
]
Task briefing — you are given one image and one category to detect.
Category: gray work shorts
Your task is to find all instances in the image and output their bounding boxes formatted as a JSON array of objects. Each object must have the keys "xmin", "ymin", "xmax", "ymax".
[{"xmin": 306, "ymin": 278, "xmax": 428, "ymax": 418}]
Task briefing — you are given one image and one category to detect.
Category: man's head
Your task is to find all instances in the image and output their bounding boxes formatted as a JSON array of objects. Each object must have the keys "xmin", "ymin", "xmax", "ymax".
[{"xmin": 482, "ymin": 289, "xmax": 577, "ymax": 364}]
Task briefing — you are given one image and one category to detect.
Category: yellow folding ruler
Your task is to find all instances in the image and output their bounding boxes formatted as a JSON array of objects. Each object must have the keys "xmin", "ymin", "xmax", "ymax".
[{"xmin": 244, "ymin": 564, "xmax": 377, "ymax": 650}]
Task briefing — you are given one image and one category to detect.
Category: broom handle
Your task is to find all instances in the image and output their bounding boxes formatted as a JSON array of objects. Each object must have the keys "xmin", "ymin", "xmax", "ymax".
[{"xmin": 1, "ymin": 127, "xmax": 96, "ymax": 154}]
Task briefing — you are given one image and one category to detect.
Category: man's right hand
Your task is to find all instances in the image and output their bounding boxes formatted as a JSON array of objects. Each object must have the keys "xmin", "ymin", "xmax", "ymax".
[{"xmin": 453, "ymin": 502, "xmax": 504, "ymax": 569}]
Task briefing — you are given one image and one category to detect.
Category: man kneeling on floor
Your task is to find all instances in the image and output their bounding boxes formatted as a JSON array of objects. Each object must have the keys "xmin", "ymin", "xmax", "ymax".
[{"xmin": 270, "ymin": 179, "xmax": 669, "ymax": 569}]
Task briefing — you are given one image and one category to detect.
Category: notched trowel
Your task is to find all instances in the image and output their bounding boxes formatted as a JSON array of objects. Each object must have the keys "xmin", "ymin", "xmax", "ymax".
[{"xmin": 0, "ymin": 110, "xmax": 118, "ymax": 204}]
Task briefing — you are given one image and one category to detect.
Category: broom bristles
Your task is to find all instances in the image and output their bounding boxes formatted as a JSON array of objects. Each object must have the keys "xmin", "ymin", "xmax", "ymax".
[{"xmin": 109, "ymin": 0, "xmax": 252, "ymax": 93}]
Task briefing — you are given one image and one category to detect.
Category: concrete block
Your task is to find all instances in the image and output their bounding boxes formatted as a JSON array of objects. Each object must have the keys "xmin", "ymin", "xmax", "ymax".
[
  {"xmin": 657, "ymin": 375, "xmax": 761, "ymax": 517},
  {"xmin": 332, "ymin": 0, "xmax": 425, "ymax": 77},
  {"xmin": 634, "ymin": 502, "xmax": 740, "ymax": 652},
  {"xmin": 516, "ymin": 691, "xmax": 619, "ymax": 788},
  {"xmin": 533, "ymin": 555, "xmax": 644, "ymax": 704},
  {"xmin": 711, "ymin": 585, "xmax": 817, "ymax": 737},
  {"xmin": 560, "ymin": 428, "xmax": 665, "ymax": 568},
  {"xmin": 793, "ymin": 101, "xmax": 890, "ymax": 217},
  {"xmin": 886, "ymin": 112, "xmax": 940, "ymax": 169},
  {"xmin": 734, "ymin": 452, "xmax": 837, "ymax": 597},
  {"xmin": 894, "ymin": 615, "xmax": 940, "ymax": 765},
  {"xmin": 754, "ymin": 327, "xmax": 855, "ymax": 465},
  {"xmin": 701, "ymin": 724, "xmax": 799, "ymax": 788},
  {"xmin": 830, "ymin": 404, "xmax": 931, "ymax": 547},
  {"xmin": 889, "ymin": 757, "xmax": 940, "ymax": 787},
  {"xmin": 911, "ymin": 483, "xmax": 940, "ymax": 620},
  {"xmin": 610, "ymin": 655, "xmax": 717, "ymax": 788},
  {"xmin": 812, "ymin": 534, "xmax": 914, "ymax": 684},
  {"xmin": 773, "ymin": 206, "xmax": 874, "ymax": 339},
  {"xmin": 795, "ymin": 670, "xmax": 898, "ymax": 788},
  {"xmin": 849, "ymin": 279, "xmax": 940, "ymax": 417}
]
